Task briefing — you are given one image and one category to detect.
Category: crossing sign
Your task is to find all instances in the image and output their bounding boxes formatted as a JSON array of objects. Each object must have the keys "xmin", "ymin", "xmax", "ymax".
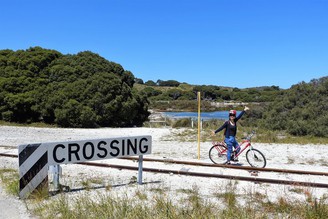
[{"xmin": 18, "ymin": 135, "xmax": 152, "ymax": 198}]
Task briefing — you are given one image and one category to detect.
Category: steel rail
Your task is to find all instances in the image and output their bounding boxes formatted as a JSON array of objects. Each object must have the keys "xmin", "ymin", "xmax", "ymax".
[
  {"xmin": 119, "ymin": 156, "xmax": 328, "ymax": 176},
  {"xmin": 1, "ymin": 152, "xmax": 328, "ymax": 177},
  {"xmin": 77, "ymin": 161, "xmax": 328, "ymax": 189},
  {"xmin": 2, "ymin": 152, "xmax": 328, "ymax": 188},
  {"xmin": 0, "ymin": 153, "xmax": 18, "ymax": 158}
]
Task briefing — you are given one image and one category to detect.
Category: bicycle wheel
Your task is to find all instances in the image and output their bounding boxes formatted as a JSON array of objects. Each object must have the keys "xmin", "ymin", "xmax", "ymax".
[
  {"xmin": 246, "ymin": 148, "xmax": 266, "ymax": 168},
  {"xmin": 209, "ymin": 145, "xmax": 227, "ymax": 164}
]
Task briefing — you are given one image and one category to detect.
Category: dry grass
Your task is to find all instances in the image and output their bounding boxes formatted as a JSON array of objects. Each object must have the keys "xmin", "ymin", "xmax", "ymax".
[{"xmin": 1, "ymin": 167, "xmax": 328, "ymax": 218}]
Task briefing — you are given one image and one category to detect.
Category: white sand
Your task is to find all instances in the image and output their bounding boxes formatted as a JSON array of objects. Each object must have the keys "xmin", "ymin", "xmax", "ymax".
[{"xmin": 0, "ymin": 125, "xmax": 328, "ymax": 218}]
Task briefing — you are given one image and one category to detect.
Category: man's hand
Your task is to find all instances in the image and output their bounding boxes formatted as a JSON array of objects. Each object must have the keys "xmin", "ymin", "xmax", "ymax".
[{"xmin": 244, "ymin": 106, "xmax": 250, "ymax": 111}]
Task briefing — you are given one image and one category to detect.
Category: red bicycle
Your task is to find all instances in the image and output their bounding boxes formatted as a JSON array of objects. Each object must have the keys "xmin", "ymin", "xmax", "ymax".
[{"xmin": 209, "ymin": 131, "xmax": 266, "ymax": 168}]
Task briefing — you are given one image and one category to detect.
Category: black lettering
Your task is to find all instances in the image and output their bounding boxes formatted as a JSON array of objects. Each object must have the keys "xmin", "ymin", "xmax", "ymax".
[
  {"xmin": 139, "ymin": 138, "xmax": 149, "ymax": 153},
  {"xmin": 68, "ymin": 143, "xmax": 80, "ymax": 161},
  {"xmin": 83, "ymin": 142, "xmax": 95, "ymax": 160},
  {"xmin": 53, "ymin": 144, "xmax": 65, "ymax": 163},
  {"xmin": 121, "ymin": 139, "xmax": 125, "ymax": 155},
  {"xmin": 127, "ymin": 139, "xmax": 137, "ymax": 155},
  {"xmin": 97, "ymin": 141, "xmax": 107, "ymax": 158},
  {"xmin": 110, "ymin": 140, "xmax": 120, "ymax": 156}
]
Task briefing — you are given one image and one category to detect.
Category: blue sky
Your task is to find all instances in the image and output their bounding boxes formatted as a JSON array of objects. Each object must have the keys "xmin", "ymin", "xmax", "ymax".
[{"xmin": 1, "ymin": 0, "xmax": 327, "ymax": 89}]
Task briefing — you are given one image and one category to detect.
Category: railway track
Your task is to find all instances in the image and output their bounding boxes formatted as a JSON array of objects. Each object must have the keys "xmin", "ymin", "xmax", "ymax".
[
  {"xmin": 120, "ymin": 156, "xmax": 328, "ymax": 176},
  {"xmin": 1, "ymin": 152, "xmax": 328, "ymax": 188}
]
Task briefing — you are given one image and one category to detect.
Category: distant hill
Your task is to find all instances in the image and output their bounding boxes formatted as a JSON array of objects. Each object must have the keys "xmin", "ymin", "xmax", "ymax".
[{"xmin": 134, "ymin": 79, "xmax": 284, "ymax": 109}]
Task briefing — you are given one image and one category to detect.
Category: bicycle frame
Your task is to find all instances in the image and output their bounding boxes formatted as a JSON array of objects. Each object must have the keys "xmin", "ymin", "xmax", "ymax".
[
  {"xmin": 234, "ymin": 139, "xmax": 252, "ymax": 158},
  {"xmin": 212, "ymin": 131, "xmax": 255, "ymax": 158}
]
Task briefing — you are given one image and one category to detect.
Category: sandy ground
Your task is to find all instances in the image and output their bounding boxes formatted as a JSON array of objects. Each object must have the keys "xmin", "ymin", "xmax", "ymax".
[{"xmin": 0, "ymin": 125, "xmax": 328, "ymax": 218}]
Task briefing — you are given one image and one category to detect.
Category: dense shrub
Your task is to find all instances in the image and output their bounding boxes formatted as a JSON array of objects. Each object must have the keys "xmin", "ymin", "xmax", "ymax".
[
  {"xmin": 253, "ymin": 77, "xmax": 328, "ymax": 137},
  {"xmin": 0, "ymin": 47, "xmax": 150, "ymax": 127}
]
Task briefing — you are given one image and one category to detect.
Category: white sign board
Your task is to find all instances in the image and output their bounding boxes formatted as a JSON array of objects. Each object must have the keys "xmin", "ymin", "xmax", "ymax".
[{"xmin": 44, "ymin": 135, "xmax": 152, "ymax": 165}]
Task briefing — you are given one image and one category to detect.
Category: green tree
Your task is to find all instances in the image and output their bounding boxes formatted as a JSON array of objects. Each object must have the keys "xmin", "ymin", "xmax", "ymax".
[
  {"xmin": 145, "ymin": 80, "xmax": 156, "ymax": 86},
  {"xmin": 0, "ymin": 47, "xmax": 150, "ymax": 127},
  {"xmin": 157, "ymin": 79, "xmax": 180, "ymax": 87}
]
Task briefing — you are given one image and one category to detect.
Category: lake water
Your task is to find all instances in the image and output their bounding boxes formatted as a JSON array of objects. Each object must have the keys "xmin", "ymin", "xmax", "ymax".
[{"xmin": 163, "ymin": 111, "xmax": 241, "ymax": 121}]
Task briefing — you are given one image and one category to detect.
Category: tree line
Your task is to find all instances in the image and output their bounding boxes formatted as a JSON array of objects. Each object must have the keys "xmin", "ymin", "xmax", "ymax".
[
  {"xmin": 136, "ymin": 79, "xmax": 283, "ymax": 103},
  {"xmin": 1, "ymin": 47, "xmax": 327, "ymax": 137}
]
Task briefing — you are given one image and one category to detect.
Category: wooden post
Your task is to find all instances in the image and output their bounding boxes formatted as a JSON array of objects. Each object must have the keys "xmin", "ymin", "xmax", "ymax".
[{"xmin": 197, "ymin": 92, "xmax": 201, "ymax": 160}]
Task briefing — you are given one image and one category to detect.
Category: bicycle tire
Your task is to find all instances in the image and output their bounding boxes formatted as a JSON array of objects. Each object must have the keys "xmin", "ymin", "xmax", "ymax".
[
  {"xmin": 209, "ymin": 144, "xmax": 227, "ymax": 164},
  {"xmin": 246, "ymin": 148, "xmax": 266, "ymax": 168}
]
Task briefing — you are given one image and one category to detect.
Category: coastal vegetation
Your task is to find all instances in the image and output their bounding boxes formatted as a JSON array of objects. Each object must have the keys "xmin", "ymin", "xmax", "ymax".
[
  {"xmin": 136, "ymin": 75, "xmax": 328, "ymax": 138},
  {"xmin": 0, "ymin": 47, "xmax": 327, "ymax": 138}
]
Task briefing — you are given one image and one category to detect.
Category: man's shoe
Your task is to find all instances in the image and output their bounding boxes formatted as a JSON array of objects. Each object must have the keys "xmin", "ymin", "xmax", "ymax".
[{"xmin": 225, "ymin": 161, "xmax": 231, "ymax": 165}]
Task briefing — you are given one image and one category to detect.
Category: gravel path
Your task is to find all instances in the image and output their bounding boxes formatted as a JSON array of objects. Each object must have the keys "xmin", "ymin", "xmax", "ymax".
[
  {"xmin": 0, "ymin": 185, "xmax": 34, "ymax": 219},
  {"xmin": 1, "ymin": 125, "xmax": 328, "ymax": 218}
]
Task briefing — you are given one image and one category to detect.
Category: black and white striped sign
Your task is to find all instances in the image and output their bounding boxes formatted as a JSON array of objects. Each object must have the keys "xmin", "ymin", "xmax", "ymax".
[
  {"xmin": 19, "ymin": 136, "xmax": 152, "ymax": 198},
  {"xmin": 19, "ymin": 144, "xmax": 48, "ymax": 199}
]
